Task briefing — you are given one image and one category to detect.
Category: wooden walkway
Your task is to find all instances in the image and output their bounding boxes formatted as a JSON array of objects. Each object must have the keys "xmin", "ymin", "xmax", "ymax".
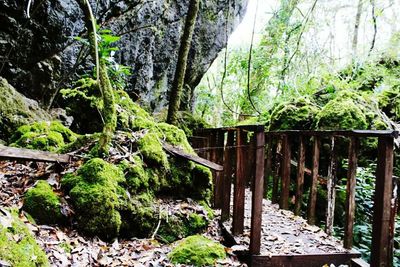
[{"xmin": 190, "ymin": 126, "xmax": 399, "ymax": 267}]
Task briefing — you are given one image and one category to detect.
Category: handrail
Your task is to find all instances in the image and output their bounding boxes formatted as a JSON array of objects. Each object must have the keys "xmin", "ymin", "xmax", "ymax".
[{"xmin": 190, "ymin": 126, "xmax": 398, "ymax": 267}]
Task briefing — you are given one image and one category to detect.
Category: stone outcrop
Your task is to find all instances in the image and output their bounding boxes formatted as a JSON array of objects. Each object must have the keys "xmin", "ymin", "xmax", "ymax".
[{"xmin": 0, "ymin": 0, "xmax": 248, "ymax": 111}]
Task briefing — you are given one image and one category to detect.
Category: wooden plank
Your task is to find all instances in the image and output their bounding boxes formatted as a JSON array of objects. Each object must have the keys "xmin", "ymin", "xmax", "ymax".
[
  {"xmin": 250, "ymin": 128, "xmax": 265, "ymax": 255},
  {"xmin": 264, "ymin": 137, "xmax": 273, "ymax": 198},
  {"xmin": 233, "ymin": 129, "xmax": 246, "ymax": 235},
  {"xmin": 351, "ymin": 258, "xmax": 370, "ymax": 267},
  {"xmin": 272, "ymin": 138, "xmax": 282, "ymax": 204},
  {"xmin": 280, "ymin": 134, "xmax": 291, "ymax": 210},
  {"xmin": 162, "ymin": 143, "xmax": 223, "ymax": 171},
  {"xmin": 344, "ymin": 137, "xmax": 359, "ymax": 249},
  {"xmin": 294, "ymin": 135, "xmax": 305, "ymax": 216},
  {"xmin": 0, "ymin": 145, "xmax": 70, "ymax": 163},
  {"xmin": 250, "ymin": 252, "xmax": 361, "ymax": 267},
  {"xmin": 307, "ymin": 136, "xmax": 320, "ymax": 225},
  {"xmin": 221, "ymin": 130, "xmax": 235, "ymax": 222},
  {"xmin": 371, "ymin": 136, "xmax": 394, "ymax": 267},
  {"xmin": 214, "ymin": 130, "xmax": 225, "ymax": 209},
  {"xmin": 326, "ymin": 136, "xmax": 338, "ymax": 235}
]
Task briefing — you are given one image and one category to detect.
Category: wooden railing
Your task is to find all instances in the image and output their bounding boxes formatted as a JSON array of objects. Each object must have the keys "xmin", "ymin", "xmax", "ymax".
[{"xmin": 190, "ymin": 126, "xmax": 399, "ymax": 267}]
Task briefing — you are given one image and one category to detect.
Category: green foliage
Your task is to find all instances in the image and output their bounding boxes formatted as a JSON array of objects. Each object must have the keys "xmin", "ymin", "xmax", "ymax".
[
  {"xmin": 168, "ymin": 235, "xmax": 226, "ymax": 266},
  {"xmin": 138, "ymin": 132, "xmax": 170, "ymax": 169},
  {"xmin": 378, "ymin": 85, "xmax": 400, "ymax": 121},
  {"xmin": 23, "ymin": 181, "xmax": 64, "ymax": 225},
  {"xmin": 10, "ymin": 121, "xmax": 78, "ymax": 152},
  {"xmin": 0, "ymin": 209, "xmax": 49, "ymax": 267}
]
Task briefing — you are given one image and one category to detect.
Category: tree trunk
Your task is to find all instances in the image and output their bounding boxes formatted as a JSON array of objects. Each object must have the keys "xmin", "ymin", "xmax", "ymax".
[
  {"xmin": 166, "ymin": 0, "xmax": 200, "ymax": 125},
  {"xmin": 352, "ymin": 0, "xmax": 363, "ymax": 60}
]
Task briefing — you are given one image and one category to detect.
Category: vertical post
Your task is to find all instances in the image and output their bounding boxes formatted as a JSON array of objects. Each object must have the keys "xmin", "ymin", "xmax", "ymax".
[
  {"xmin": 264, "ymin": 136, "xmax": 273, "ymax": 198},
  {"xmin": 371, "ymin": 136, "xmax": 394, "ymax": 267},
  {"xmin": 326, "ymin": 136, "xmax": 338, "ymax": 236},
  {"xmin": 295, "ymin": 135, "xmax": 306, "ymax": 216},
  {"xmin": 214, "ymin": 130, "xmax": 225, "ymax": 209},
  {"xmin": 233, "ymin": 129, "xmax": 246, "ymax": 235},
  {"xmin": 250, "ymin": 126, "xmax": 265, "ymax": 255},
  {"xmin": 247, "ymin": 133, "xmax": 256, "ymax": 186},
  {"xmin": 307, "ymin": 136, "xmax": 320, "ymax": 225},
  {"xmin": 209, "ymin": 131, "xmax": 217, "ymax": 208},
  {"xmin": 344, "ymin": 137, "xmax": 359, "ymax": 249},
  {"xmin": 221, "ymin": 130, "xmax": 235, "ymax": 222},
  {"xmin": 272, "ymin": 138, "xmax": 282, "ymax": 204},
  {"xmin": 280, "ymin": 134, "xmax": 291, "ymax": 210}
]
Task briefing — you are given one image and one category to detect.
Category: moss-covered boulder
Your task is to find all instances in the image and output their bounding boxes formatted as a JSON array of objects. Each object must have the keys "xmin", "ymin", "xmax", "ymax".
[
  {"xmin": 315, "ymin": 95, "xmax": 368, "ymax": 130},
  {"xmin": 0, "ymin": 209, "xmax": 49, "ymax": 267},
  {"xmin": 168, "ymin": 235, "xmax": 226, "ymax": 266},
  {"xmin": 269, "ymin": 97, "xmax": 320, "ymax": 130},
  {"xmin": 10, "ymin": 121, "xmax": 78, "ymax": 152},
  {"xmin": 0, "ymin": 77, "xmax": 51, "ymax": 140},
  {"xmin": 61, "ymin": 158, "xmax": 126, "ymax": 240},
  {"xmin": 23, "ymin": 181, "xmax": 64, "ymax": 225},
  {"xmin": 378, "ymin": 86, "xmax": 400, "ymax": 121},
  {"xmin": 158, "ymin": 213, "xmax": 208, "ymax": 243}
]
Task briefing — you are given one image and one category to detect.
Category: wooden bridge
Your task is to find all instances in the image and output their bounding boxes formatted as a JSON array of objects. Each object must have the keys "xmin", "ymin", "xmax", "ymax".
[{"xmin": 190, "ymin": 126, "xmax": 399, "ymax": 267}]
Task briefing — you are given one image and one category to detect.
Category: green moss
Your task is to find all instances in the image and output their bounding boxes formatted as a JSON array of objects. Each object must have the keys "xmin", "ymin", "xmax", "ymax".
[
  {"xmin": 119, "ymin": 157, "xmax": 150, "ymax": 193},
  {"xmin": 175, "ymin": 111, "xmax": 211, "ymax": 137},
  {"xmin": 378, "ymin": 86, "xmax": 400, "ymax": 121},
  {"xmin": 59, "ymin": 242, "xmax": 72, "ymax": 254},
  {"xmin": 158, "ymin": 212, "xmax": 208, "ymax": 243},
  {"xmin": 315, "ymin": 98, "xmax": 368, "ymax": 130},
  {"xmin": 0, "ymin": 209, "xmax": 49, "ymax": 267},
  {"xmin": 0, "ymin": 77, "xmax": 51, "ymax": 140},
  {"xmin": 10, "ymin": 121, "xmax": 78, "ymax": 152},
  {"xmin": 61, "ymin": 158, "xmax": 126, "ymax": 240},
  {"xmin": 198, "ymin": 200, "xmax": 214, "ymax": 220},
  {"xmin": 155, "ymin": 122, "xmax": 194, "ymax": 153},
  {"xmin": 269, "ymin": 97, "xmax": 320, "ymax": 130},
  {"xmin": 23, "ymin": 180, "xmax": 64, "ymax": 225},
  {"xmin": 138, "ymin": 132, "xmax": 170, "ymax": 170},
  {"xmin": 168, "ymin": 235, "xmax": 226, "ymax": 266},
  {"xmin": 191, "ymin": 164, "xmax": 212, "ymax": 201}
]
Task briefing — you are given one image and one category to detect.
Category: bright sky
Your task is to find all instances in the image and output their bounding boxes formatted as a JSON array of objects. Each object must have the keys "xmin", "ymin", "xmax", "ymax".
[{"xmin": 228, "ymin": 0, "xmax": 278, "ymax": 48}]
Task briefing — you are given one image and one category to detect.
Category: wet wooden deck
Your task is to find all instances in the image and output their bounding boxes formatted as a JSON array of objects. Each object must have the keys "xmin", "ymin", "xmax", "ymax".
[{"xmin": 221, "ymin": 188, "xmax": 361, "ymax": 267}]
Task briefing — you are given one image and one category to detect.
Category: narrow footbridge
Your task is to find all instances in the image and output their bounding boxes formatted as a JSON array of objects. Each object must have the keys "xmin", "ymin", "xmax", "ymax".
[{"xmin": 190, "ymin": 126, "xmax": 399, "ymax": 267}]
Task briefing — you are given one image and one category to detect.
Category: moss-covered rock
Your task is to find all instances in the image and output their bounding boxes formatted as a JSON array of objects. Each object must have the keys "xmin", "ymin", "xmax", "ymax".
[
  {"xmin": 158, "ymin": 212, "xmax": 208, "ymax": 243},
  {"xmin": 10, "ymin": 121, "xmax": 78, "ymax": 152},
  {"xmin": 378, "ymin": 86, "xmax": 400, "ymax": 121},
  {"xmin": 269, "ymin": 97, "xmax": 320, "ymax": 130},
  {"xmin": 61, "ymin": 158, "xmax": 126, "ymax": 240},
  {"xmin": 138, "ymin": 132, "xmax": 170, "ymax": 169},
  {"xmin": 315, "ymin": 97, "xmax": 368, "ymax": 130},
  {"xmin": 0, "ymin": 209, "xmax": 49, "ymax": 267},
  {"xmin": 23, "ymin": 180, "xmax": 64, "ymax": 225},
  {"xmin": 168, "ymin": 235, "xmax": 226, "ymax": 266},
  {"xmin": 0, "ymin": 77, "xmax": 51, "ymax": 140},
  {"xmin": 175, "ymin": 111, "xmax": 211, "ymax": 137}
]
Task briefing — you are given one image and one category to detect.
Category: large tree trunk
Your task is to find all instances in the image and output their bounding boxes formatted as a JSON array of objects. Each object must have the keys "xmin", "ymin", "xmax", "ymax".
[{"xmin": 166, "ymin": 0, "xmax": 200, "ymax": 125}]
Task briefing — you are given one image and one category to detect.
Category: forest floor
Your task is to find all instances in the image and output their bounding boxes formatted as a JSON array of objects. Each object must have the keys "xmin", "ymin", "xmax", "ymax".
[{"xmin": 0, "ymin": 160, "xmax": 246, "ymax": 266}]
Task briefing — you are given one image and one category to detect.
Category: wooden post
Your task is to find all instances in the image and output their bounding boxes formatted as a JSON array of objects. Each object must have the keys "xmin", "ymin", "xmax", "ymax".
[
  {"xmin": 214, "ymin": 130, "xmax": 225, "ymax": 209},
  {"xmin": 221, "ymin": 130, "xmax": 235, "ymax": 222},
  {"xmin": 307, "ymin": 136, "xmax": 320, "ymax": 225},
  {"xmin": 344, "ymin": 137, "xmax": 359, "ymax": 249},
  {"xmin": 280, "ymin": 134, "xmax": 291, "ymax": 210},
  {"xmin": 371, "ymin": 136, "xmax": 394, "ymax": 267},
  {"xmin": 264, "ymin": 136, "xmax": 273, "ymax": 198},
  {"xmin": 209, "ymin": 131, "xmax": 217, "ymax": 208},
  {"xmin": 233, "ymin": 129, "xmax": 246, "ymax": 235},
  {"xmin": 247, "ymin": 133, "xmax": 256, "ymax": 186},
  {"xmin": 295, "ymin": 135, "xmax": 306, "ymax": 216},
  {"xmin": 326, "ymin": 136, "xmax": 338, "ymax": 236},
  {"xmin": 250, "ymin": 126, "xmax": 265, "ymax": 255},
  {"xmin": 272, "ymin": 138, "xmax": 282, "ymax": 204}
]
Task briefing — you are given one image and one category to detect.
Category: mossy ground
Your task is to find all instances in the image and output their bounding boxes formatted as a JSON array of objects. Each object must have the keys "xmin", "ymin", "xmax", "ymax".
[
  {"xmin": 168, "ymin": 235, "xmax": 226, "ymax": 266},
  {"xmin": 0, "ymin": 209, "xmax": 49, "ymax": 267},
  {"xmin": 23, "ymin": 180, "xmax": 64, "ymax": 225}
]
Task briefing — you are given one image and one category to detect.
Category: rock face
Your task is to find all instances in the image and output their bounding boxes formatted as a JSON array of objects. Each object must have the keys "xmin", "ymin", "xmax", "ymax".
[{"xmin": 0, "ymin": 0, "xmax": 247, "ymax": 111}]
